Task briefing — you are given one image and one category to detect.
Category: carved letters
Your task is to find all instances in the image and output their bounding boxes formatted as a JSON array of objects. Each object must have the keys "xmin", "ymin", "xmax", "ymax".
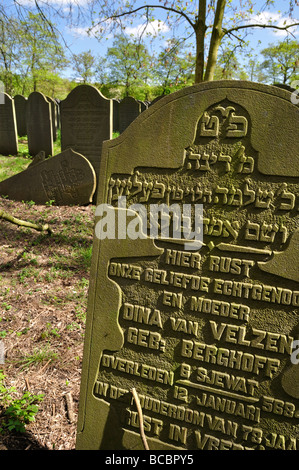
[{"xmin": 77, "ymin": 92, "xmax": 299, "ymax": 451}]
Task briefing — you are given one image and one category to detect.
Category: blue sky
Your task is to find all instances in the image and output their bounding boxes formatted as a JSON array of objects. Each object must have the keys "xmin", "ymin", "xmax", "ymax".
[{"xmin": 3, "ymin": 0, "xmax": 299, "ymax": 79}]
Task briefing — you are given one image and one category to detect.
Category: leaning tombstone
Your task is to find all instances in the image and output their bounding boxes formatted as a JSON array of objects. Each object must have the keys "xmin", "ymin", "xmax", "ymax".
[
  {"xmin": 14, "ymin": 94, "xmax": 28, "ymax": 136},
  {"xmin": 0, "ymin": 148, "xmax": 96, "ymax": 205},
  {"xmin": 60, "ymin": 84, "xmax": 112, "ymax": 181},
  {"xmin": 76, "ymin": 81, "xmax": 299, "ymax": 450},
  {"xmin": 27, "ymin": 91, "xmax": 53, "ymax": 157},
  {"xmin": 0, "ymin": 92, "xmax": 18, "ymax": 155},
  {"xmin": 118, "ymin": 96, "xmax": 141, "ymax": 134}
]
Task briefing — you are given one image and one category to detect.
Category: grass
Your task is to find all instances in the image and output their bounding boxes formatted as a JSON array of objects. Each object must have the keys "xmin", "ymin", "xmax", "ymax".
[
  {"xmin": 0, "ymin": 132, "xmax": 62, "ymax": 183},
  {"xmin": 16, "ymin": 344, "xmax": 59, "ymax": 370},
  {"xmin": 0, "ymin": 137, "xmax": 96, "ymax": 449},
  {"xmin": 0, "ymin": 156, "xmax": 30, "ymax": 182}
]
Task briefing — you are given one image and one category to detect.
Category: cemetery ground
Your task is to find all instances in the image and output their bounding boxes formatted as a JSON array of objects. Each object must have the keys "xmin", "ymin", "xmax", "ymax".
[{"xmin": 0, "ymin": 136, "xmax": 95, "ymax": 450}]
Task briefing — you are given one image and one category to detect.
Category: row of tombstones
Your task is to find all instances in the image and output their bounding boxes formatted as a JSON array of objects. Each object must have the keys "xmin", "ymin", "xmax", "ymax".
[{"xmin": 0, "ymin": 86, "xmax": 163, "ymax": 178}]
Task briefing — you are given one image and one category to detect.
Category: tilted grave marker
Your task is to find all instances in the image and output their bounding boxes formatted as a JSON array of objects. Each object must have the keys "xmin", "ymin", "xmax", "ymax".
[
  {"xmin": 76, "ymin": 81, "xmax": 299, "ymax": 450},
  {"xmin": 0, "ymin": 148, "xmax": 96, "ymax": 205},
  {"xmin": 119, "ymin": 96, "xmax": 141, "ymax": 134},
  {"xmin": 0, "ymin": 92, "xmax": 18, "ymax": 155},
  {"xmin": 14, "ymin": 94, "xmax": 28, "ymax": 137},
  {"xmin": 60, "ymin": 84, "xmax": 112, "ymax": 181},
  {"xmin": 27, "ymin": 91, "xmax": 53, "ymax": 157}
]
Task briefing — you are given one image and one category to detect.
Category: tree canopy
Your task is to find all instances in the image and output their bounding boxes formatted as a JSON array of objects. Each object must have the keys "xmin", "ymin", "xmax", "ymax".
[
  {"xmin": 89, "ymin": 0, "xmax": 299, "ymax": 82},
  {"xmin": 0, "ymin": 0, "xmax": 298, "ymax": 99},
  {"xmin": 260, "ymin": 39, "xmax": 299, "ymax": 84},
  {"xmin": 0, "ymin": 11, "xmax": 68, "ymax": 96},
  {"xmin": 1, "ymin": 0, "xmax": 299, "ymax": 84}
]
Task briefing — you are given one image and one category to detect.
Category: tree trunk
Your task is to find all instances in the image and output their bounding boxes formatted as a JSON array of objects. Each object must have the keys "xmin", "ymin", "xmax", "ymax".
[
  {"xmin": 194, "ymin": 0, "xmax": 207, "ymax": 83},
  {"xmin": 204, "ymin": 0, "xmax": 226, "ymax": 81}
]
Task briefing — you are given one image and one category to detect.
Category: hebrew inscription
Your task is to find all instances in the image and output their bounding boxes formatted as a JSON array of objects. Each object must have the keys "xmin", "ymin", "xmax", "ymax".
[{"xmin": 76, "ymin": 86, "xmax": 299, "ymax": 450}]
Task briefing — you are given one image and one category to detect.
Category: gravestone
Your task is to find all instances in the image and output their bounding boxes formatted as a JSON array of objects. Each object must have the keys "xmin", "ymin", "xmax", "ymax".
[
  {"xmin": 149, "ymin": 95, "xmax": 164, "ymax": 106},
  {"xmin": 138, "ymin": 100, "xmax": 148, "ymax": 112},
  {"xmin": 46, "ymin": 96, "xmax": 58, "ymax": 141},
  {"xmin": 113, "ymin": 99, "xmax": 120, "ymax": 133},
  {"xmin": 27, "ymin": 91, "xmax": 53, "ymax": 157},
  {"xmin": 55, "ymin": 99, "xmax": 61, "ymax": 130},
  {"xmin": 76, "ymin": 81, "xmax": 299, "ymax": 451},
  {"xmin": 27, "ymin": 150, "xmax": 46, "ymax": 168},
  {"xmin": 0, "ymin": 148, "xmax": 96, "ymax": 205},
  {"xmin": 60, "ymin": 84, "xmax": 112, "ymax": 181},
  {"xmin": 14, "ymin": 94, "xmax": 28, "ymax": 136},
  {"xmin": 119, "ymin": 96, "xmax": 141, "ymax": 134},
  {"xmin": 0, "ymin": 92, "xmax": 18, "ymax": 155}
]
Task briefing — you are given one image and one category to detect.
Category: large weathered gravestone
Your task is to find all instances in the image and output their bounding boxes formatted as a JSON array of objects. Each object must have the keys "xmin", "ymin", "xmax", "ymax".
[
  {"xmin": 60, "ymin": 85, "xmax": 112, "ymax": 180},
  {"xmin": 0, "ymin": 148, "xmax": 96, "ymax": 205},
  {"xmin": 27, "ymin": 91, "xmax": 53, "ymax": 157},
  {"xmin": 0, "ymin": 92, "xmax": 18, "ymax": 155},
  {"xmin": 76, "ymin": 81, "xmax": 299, "ymax": 450},
  {"xmin": 118, "ymin": 96, "xmax": 141, "ymax": 134},
  {"xmin": 14, "ymin": 94, "xmax": 28, "ymax": 136}
]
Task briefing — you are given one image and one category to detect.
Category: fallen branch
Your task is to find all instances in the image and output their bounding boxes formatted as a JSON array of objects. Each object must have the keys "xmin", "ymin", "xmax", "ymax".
[
  {"xmin": 0, "ymin": 209, "xmax": 51, "ymax": 234},
  {"xmin": 131, "ymin": 387, "xmax": 150, "ymax": 450},
  {"xmin": 64, "ymin": 392, "xmax": 75, "ymax": 424}
]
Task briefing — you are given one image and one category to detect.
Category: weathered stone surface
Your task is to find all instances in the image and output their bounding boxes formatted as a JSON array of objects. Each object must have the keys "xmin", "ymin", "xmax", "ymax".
[
  {"xmin": 14, "ymin": 94, "xmax": 28, "ymax": 136},
  {"xmin": 0, "ymin": 92, "xmax": 18, "ymax": 155},
  {"xmin": 0, "ymin": 148, "xmax": 96, "ymax": 205},
  {"xmin": 119, "ymin": 96, "xmax": 141, "ymax": 133},
  {"xmin": 27, "ymin": 91, "xmax": 53, "ymax": 157},
  {"xmin": 60, "ymin": 84, "xmax": 112, "ymax": 180},
  {"xmin": 76, "ymin": 81, "xmax": 299, "ymax": 451}
]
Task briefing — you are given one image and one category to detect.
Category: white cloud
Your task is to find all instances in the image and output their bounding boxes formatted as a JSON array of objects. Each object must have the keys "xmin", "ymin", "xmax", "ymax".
[
  {"xmin": 17, "ymin": 0, "xmax": 90, "ymax": 6},
  {"xmin": 69, "ymin": 17, "xmax": 114, "ymax": 38},
  {"xmin": 125, "ymin": 20, "xmax": 170, "ymax": 37},
  {"xmin": 69, "ymin": 18, "xmax": 170, "ymax": 40},
  {"xmin": 248, "ymin": 11, "xmax": 299, "ymax": 37},
  {"xmin": 69, "ymin": 25, "xmax": 91, "ymax": 37}
]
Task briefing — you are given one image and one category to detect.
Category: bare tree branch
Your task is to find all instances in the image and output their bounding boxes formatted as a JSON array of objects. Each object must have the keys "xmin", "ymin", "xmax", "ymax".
[
  {"xmin": 223, "ymin": 21, "xmax": 299, "ymax": 37},
  {"xmin": 95, "ymin": 4, "xmax": 196, "ymax": 30}
]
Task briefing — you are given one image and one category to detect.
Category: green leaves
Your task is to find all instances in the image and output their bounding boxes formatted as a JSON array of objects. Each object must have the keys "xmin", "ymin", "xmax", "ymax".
[
  {"xmin": 0, "ymin": 371, "xmax": 44, "ymax": 434},
  {"xmin": 260, "ymin": 39, "xmax": 299, "ymax": 84},
  {"xmin": 0, "ymin": 11, "xmax": 68, "ymax": 95},
  {"xmin": 72, "ymin": 50, "xmax": 97, "ymax": 84},
  {"xmin": 105, "ymin": 34, "xmax": 152, "ymax": 95}
]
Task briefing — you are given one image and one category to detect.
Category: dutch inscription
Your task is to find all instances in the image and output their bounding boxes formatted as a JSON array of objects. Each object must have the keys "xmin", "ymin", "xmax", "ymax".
[{"xmin": 76, "ymin": 82, "xmax": 299, "ymax": 450}]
